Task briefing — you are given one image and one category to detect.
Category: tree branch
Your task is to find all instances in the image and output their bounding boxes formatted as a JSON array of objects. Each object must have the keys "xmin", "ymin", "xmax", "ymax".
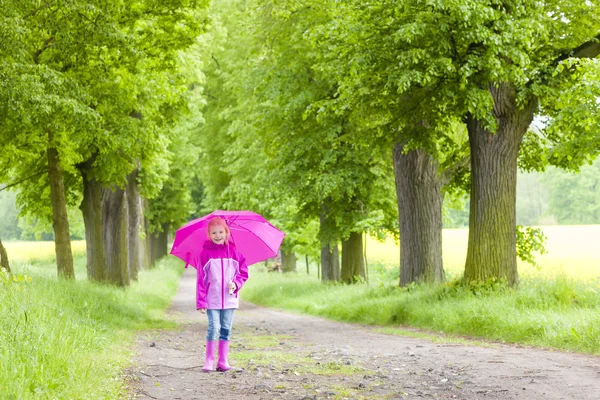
[
  {"xmin": 561, "ymin": 33, "xmax": 600, "ymax": 61},
  {"xmin": 529, "ymin": 33, "xmax": 600, "ymax": 88},
  {"xmin": 23, "ymin": 0, "xmax": 55, "ymax": 19},
  {"xmin": 33, "ymin": 36, "xmax": 55, "ymax": 64},
  {"xmin": 0, "ymin": 170, "xmax": 47, "ymax": 192}
]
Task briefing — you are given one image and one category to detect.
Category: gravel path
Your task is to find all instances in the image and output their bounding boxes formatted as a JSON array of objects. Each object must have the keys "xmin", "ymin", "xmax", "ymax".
[{"xmin": 127, "ymin": 268, "xmax": 600, "ymax": 399}]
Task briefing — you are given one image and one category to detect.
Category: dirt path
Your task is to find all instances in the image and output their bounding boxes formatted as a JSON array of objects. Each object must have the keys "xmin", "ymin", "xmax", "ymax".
[{"xmin": 128, "ymin": 268, "xmax": 599, "ymax": 399}]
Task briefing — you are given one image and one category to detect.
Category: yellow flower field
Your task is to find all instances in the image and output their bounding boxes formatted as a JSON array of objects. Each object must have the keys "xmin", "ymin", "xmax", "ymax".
[
  {"xmin": 4, "ymin": 225, "xmax": 599, "ymax": 281},
  {"xmin": 3, "ymin": 240, "xmax": 86, "ymax": 261},
  {"xmin": 367, "ymin": 225, "xmax": 600, "ymax": 281}
]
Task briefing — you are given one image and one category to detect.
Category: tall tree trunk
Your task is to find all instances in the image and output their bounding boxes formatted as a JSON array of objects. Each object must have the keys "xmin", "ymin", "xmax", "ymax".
[
  {"xmin": 0, "ymin": 238, "xmax": 10, "ymax": 273},
  {"xmin": 464, "ymin": 83, "xmax": 537, "ymax": 286},
  {"xmin": 126, "ymin": 168, "xmax": 141, "ymax": 281},
  {"xmin": 341, "ymin": 231, "xmax": 365, "ymax": 283},
  {"xmin": 47, "ymin": 137, "xmax": 74, "ymax": 280},
  {"xmin": 102, "ymin": 187, "xmax": 130, "ymax": 286},
  {"xmin": 321, "ymin": 245, "xmax": 331, "ymax": 280},
  {"xmin": 281, "ymin": 250, "xmax": 297, "ymax": 272},
  {"xmin": 305, "ymin": 255, "xmax": 309, "ymax": 275},
  {"xmin": 150, "ymin": 223, "xmax": 170, "ymax": 266},
  {"xmin": 393, "ymin": 143, "xmax": 445, "ymax": 285},
  {"xmin": 331, "ymin": 244, "xmax": 340, "ymax": 281},
  {"xmin": 141, "ymin": 198, "xmax": 151, "ymax": 268},
  {"xmin": 78, "ymin": 159, "xmax": 107, "ymax": 282},
  {"xmin": 319, "ymin": 202, "xmax": 340, "ymax": 282}
]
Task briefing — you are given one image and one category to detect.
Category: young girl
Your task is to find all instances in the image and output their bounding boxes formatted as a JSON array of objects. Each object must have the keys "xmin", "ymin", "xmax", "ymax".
[{"xmin": 195, "ymin": 217, "xmax": 249, "ymax": 372}]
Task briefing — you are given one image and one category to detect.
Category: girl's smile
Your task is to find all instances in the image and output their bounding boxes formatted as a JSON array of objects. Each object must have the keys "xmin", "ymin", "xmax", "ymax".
[{"xmin": 210, "ymin": 227, "xmax": 227, "ymax": 244}]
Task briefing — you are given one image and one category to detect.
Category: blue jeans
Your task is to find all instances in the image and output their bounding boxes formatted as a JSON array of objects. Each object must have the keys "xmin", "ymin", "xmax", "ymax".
[{"xmin": 206, "ymin": 309, "xmax": 235, "ymax": 341}]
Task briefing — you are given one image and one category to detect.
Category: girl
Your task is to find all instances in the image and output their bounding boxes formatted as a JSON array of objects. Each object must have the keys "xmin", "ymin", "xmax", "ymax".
[{"xmin": 195, "ymin": 217, "xmax": 249, "ymax": 372}]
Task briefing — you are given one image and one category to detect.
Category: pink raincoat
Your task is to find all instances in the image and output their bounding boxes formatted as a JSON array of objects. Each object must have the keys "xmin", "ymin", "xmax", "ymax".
[{"xmin": 194, "ymin": 240, "xmax": 249, "ymax": 310}]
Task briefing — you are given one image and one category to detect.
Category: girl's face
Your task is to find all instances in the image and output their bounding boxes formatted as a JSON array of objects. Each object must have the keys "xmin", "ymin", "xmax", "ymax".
[{"xmin": 209, "ymin": 226, "xmax": 227, "ymax": 245}]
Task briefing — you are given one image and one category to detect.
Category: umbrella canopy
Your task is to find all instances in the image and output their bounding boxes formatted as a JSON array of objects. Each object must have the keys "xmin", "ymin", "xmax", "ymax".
[{"xmin": 170, "ymin": 210, "xmax": 285, "ymax": 267}]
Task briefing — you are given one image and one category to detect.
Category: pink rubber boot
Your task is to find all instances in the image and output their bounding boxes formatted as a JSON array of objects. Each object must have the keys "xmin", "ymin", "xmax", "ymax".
[
  {"xmin": 216, "ymin": 340, "xmax": 231, "ymax": 372},
  {"xmin": 202, "ymin": 341, "xmax": 216, "ymax": 372}
]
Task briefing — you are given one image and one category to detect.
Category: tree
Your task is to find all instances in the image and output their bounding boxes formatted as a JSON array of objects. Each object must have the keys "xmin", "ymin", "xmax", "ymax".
[
  {"xmin": 321, "ymin": 0, "xmax": 600, "ymax": 286},
  {"xmin": 0, "ymin": 239, "xmax": 9, "ymax": 273},
  {"xmin": 0, "ymin": 191, "xmax": 21, "ymax": 240},
  {"xmin": 0, "ymin": 0, "xmax": 208, "ymax": 283},
  {"xmin": 540, "ymin": 160, "xmax": 600, "ymax": 224},
  {"xmin": 235, "ymin": 0, "xmax": 398, "ymax": 283},
  {"xmin": 303, "ymin": 1, "xmax": 471, "ymax": 285}
]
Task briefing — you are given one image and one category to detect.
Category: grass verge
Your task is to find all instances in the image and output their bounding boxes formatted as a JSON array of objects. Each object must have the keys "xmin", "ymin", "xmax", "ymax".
[
  {"xmin": 0, "ymin": 256, "xmax": 182, "ymax": 399},
  {"xmin": 241, "ymin": 271, "xmax": 600, "ymax": 355}
]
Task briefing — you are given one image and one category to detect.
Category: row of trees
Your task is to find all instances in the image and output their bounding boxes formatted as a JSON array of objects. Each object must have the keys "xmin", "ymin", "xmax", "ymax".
[
  {"xmin": 2, "ymin": 1, "xmax": 599, "ymax": 289},
  {"xmin": 192, "ymin": 0, "xmax": 600, "ymax": 286},
  {"xmin": 0, "ymin": 0, "xmax": 209, "ymax": 283}
]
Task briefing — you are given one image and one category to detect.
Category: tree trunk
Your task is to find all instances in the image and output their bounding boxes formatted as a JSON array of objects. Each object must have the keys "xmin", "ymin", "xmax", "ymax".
[
  {"xmin": 320, "ymin": 244, "xmax": 332, "ymax": 280},
  {"xmin": 331, "ymin": 244, "xmax": 340, "ymax": 281},
  {"xmin": 141, "ymin": 198, "xmax": 152, "ymax": 268},
  {"xmin": 102, "ymin": 186, "xmax": 130, "ymax": 287},
  {"xmin": 319, "ymin": 201, "xmax": 340, "ymax": 282},
  {"xmin": 150, "ymin": 223, "xmax": 169, "ymax": 266},
  {"xmin": 281, "ymin": 250, "xmax": 297, "ymax": 273},
  {"xmin": 341, "ymin": 231, "xmax": 365, "ymax": 283},
  {"xmin": 47, "ymin": 138, "xmax": 75, "ymax": 280},
  {"xmin": 320, "ymin": 243, "xmax": 340, "ymax": 281},
  {"xmin": 79, "ymin": 162, "xmax": 107, "ymax": 283},
  {"xmin": 393, "ymin": 143, "xmax": 445, "ymax": 285},
  {"xmin": 0, "ymin": 238, "xmax": 10, "ymax": 273},
  {"xmin": 126, "ymin": 168, "xmax": 142, "ymax": 281},
  {"xmin": 305, "ymin": 255, "xmax": 309, "ymax": 275},
  {"xmin": 464, "ymin": 83, "xmax": 537, "ymax": 286}
]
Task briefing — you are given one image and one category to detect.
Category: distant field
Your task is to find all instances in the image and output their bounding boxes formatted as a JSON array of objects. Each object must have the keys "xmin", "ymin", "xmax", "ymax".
[
  {"xmin": 3, "ymin": 240, "xmax": 86, "ymax": 261},
  {"xmin": 367, "ymin": 225, "xmax": 600, "ymax": 281},
  {"xmin": 4, "ymin": 226, "xmax": 600, "ymax": 281}
]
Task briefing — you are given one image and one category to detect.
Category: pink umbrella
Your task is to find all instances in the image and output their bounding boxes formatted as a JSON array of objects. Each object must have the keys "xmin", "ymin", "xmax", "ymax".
[{"xmin": 170, "ymin": 210, "xmax": 286, "ymax": 268}]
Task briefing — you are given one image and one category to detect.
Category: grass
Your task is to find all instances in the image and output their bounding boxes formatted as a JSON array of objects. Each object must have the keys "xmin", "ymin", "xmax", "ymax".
[
  {"xmin": 242, "ymin": 272, "xmax": 600, "ymax": 354},
  {"xmin": 1, "ymin": 255, "xmax": 183, "ymax": 400},
  {"xmin": 2, "ymin": 225, "xmax": 598, "ymax": 397},
  {"xmin": 243, "ymin": 225, "xmax": 600, "ymax": 356}
]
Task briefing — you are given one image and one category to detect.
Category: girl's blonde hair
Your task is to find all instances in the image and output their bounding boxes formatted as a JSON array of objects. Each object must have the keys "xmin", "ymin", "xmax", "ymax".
[{"xmin": 207, "ymin": 217, "xmax": 230, "ymax": 243}]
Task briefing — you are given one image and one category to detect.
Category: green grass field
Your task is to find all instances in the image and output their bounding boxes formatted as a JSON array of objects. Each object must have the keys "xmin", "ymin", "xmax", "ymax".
[
  {"xmin": 1, "ymin": 255, "xmax": 182, "ymax": 399},
  {"xmin": 2, "ymin": 225, "xmax": 599, "ymax": 398},
  {"xmin": 241, "ymin": 225, "xmax": 600, "ymax": 355}
]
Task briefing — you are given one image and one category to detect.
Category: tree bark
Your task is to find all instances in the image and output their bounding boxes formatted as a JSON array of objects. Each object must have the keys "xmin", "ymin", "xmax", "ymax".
[
  {"xmin": 305, "ymin": 255, "xmax": 309, "ymax": 275},
  {"xmin": 102, "ymin": 186, "xmax": 130, "ymax": 287},
  {"xmin": 0, "ymin": 238, "xmax": 10, "ymax": 273},
  {"xmin": 141, "ymin": 198, "xmax": 152, "ymax": 268},
  {"xmin": 464, "ymin": 83, "xmax": 537, "ymax": 286},
  {"xmin": 320, "ymin": 243, "xmax": 340, "ymax": 281},
  {"xmin": 150, "ymin": 223, "xmax": 169, "ymax": 266},
  {"xmin": 319, "ymin": 202, "xmax": 340, "ymax": 282},
  {"xmin": 47, "ymin": 137, "xmax": 75, "ymax": 280},
  {"xmin": 281, "ymin": 250, "xmax": 297, "ymax": 272},
  {"xmin": 79, "ymin": 161, "xmax": 107, "ymax": 282},
  {"xmin": 126, "ymin": 168, "xmax": 142, "ymax": 281},
  {"xmin": 393, "ymin": 143, "xmax": 445, "ymax": 285},
  {"xmin": 341, "ymin": 231, "xmax": 365, "ymax": 283}
]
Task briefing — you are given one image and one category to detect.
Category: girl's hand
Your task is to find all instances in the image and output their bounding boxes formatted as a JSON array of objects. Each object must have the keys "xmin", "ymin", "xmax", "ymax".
[
  {"xmin": 228, "ymin": 281, "xmax": 236, "ymax": 295},
  {"xmin": 198, "ymin": 308, "xmax": 206, "ymax": 314}
]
